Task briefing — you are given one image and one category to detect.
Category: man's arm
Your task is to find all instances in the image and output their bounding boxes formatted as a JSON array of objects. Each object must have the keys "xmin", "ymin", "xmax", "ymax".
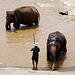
[
  {"xmin": 31, "ymin": 49, "xmax": 33, "ymax": 51},
  {"xmin": 38, "ymin": 48, "xmax": 40, "ymax": 52},
  {"xmin": 31, "ymin": 48, "xmax": 34, "ymax": 51}
]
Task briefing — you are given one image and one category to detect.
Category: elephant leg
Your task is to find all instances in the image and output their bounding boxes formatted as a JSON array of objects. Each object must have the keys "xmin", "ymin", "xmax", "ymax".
[
  {"xmin": 63, "ymin": 46, "xmax": 67, "ymax": 52},
  {"xmin": 6, "ymin": 25, "xmax": 11, "ymax": 30},
  {"xmin": 6, "ymin": 21, "xmax": 11, "ymax": 30},
  {"xmin": 14, "ymin": 22, "xmax": 20, "ymax": 29},
  {"xmin": 28, "ymin": 23, "xmax": 33, "ymax": 26},
  {"xmin": 56, "ymin": 54, "xmax": 59, "ymax": 61},
  {"xmin": 13, "ymin": 22, "xmax": 16, "ymax": 28},
  {"xmin": 35, "ymin": 21, "xmax": 39, "ymax": 26},
  {"xmin": 8, "ymin": 25, "xmax": 11, "ymax": 30},
  {"xmin": 15, "ymin": 24, "xmax": 20, "ymax": 29},
  {"xmin": 47, "ymin": 52, "xmax": 50, "ymax": 60},
  {"xmin": 47, "ymin": 45, "xmax": 51, "ymax": 60}
]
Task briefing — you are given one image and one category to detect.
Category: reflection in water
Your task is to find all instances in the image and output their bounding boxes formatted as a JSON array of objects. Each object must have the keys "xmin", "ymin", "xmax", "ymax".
[
  {"xmin": 6, "ymin": 25, "xmax": 39, "ymax": 44},
  {"xmin": 60, "ymin": 66, "xmax": 75, "ymax": 72}
]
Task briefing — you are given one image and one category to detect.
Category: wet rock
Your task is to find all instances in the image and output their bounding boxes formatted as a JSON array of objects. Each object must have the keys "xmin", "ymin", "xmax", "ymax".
[{"xmin": 59, "ymin": 11, "xmax": 68, "ymax": 15}]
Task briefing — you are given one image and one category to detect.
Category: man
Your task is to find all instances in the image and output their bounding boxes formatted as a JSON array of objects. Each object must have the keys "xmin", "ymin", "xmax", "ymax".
[{"xmin": 31, "ymin": 43, "xmax": 40, "ymax": 70}]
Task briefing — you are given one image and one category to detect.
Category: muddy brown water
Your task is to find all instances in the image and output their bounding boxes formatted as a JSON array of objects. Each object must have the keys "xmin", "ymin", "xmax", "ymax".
[{"xmin": 0, "ymin": 0, "xmax": 75, "ymax": 72}]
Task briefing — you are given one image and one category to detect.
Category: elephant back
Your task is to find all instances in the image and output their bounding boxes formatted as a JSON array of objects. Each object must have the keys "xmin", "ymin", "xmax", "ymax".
[{"xmin": 30, "ymin": 6, "xmax": 40, "ymax": 22}]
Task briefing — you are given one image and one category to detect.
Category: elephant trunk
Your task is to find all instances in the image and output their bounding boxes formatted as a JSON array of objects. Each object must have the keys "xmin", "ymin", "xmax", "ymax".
[
  {"xmin": 52, "ymin": 53, "xmax": 56, "ymax": 71},
  {"xmin": 6, "ymin": 20, "xmax": 11, "ymax": 30},
  {"xmin": 50, "ymin": 46, "xmax": 56, "ymax": 71}
]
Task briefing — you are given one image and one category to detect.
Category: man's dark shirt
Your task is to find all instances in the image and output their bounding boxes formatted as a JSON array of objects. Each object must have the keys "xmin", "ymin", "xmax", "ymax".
[{"xmin": 31, "ymin": 46, "xmax": 40, "ymax": 57}]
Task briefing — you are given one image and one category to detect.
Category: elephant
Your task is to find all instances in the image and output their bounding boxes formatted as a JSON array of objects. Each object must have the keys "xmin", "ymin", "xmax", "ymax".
[
  {"xmin": 47, "ymin": 31, "xmax": 67, "ymax": 71},
  {"xmin": 5, "ymin": 6, "xmax": 40, "ymax": 30}
]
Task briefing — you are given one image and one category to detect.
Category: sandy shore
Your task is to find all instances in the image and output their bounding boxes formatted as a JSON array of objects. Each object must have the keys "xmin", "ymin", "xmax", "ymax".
[{"xmin": 0, "ymin": 67, "xmax": 75, "ymax": 75}]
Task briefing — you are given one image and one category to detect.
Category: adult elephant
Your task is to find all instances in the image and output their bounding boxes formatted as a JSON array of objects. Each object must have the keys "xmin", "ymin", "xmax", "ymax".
[
  {"xmin": 47, "ymin": 31, "xmax": 67, "ymax": 71},
  {"xmin": 5, "ymin": 6, "xmax": 40, "ymax": 30}
]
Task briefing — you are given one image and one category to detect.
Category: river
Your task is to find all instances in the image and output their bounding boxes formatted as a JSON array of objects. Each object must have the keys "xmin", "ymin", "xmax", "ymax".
[{"xmin": 0, "ymin": 0, "xmax": 75, "ymax": 71}]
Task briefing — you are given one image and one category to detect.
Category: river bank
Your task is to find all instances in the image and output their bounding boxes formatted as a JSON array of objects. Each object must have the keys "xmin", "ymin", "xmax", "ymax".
[{"xmin": 0, "ymin": 67, "xmax": 75, "ymax": 75}]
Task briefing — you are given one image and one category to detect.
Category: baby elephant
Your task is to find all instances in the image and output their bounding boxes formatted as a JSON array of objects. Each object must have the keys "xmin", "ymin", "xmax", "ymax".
[
  {"xmin": 47, "ymin": 31, "xmax": 67, "ymax": 71},
  {"xmin": 5, "ymin": 6, "xmax": 40, "ymax": 30}
]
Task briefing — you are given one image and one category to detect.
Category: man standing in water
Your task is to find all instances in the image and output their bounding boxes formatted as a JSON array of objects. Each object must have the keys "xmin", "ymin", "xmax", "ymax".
[{"xmin": 31, "ymin": 43, "xmax": 40, "ymax": 70}]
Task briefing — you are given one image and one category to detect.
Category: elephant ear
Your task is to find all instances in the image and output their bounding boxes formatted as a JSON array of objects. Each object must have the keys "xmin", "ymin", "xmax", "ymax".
[
  {"xmin": 11, "ymin": 14, "xmax": 17, "ymax": 22},
  {"xmin": 6, "ymin": 11, "xmax": 17, "ymax": 22},
  {"xmin": 6, "ymin": 11, "xmax": 12, "ymax": 15},
  {"xmin": 14, "ymin": 15, "xmax": 17, "ymax": 22},
  {"xmin": 6, "ymin": 11, "xmax": 14, "ymax": 15},
  {"xmin": 6, "ymin": 11, "xmax": 10, "ymax": 16},
  {"xmin": 6, "ymin": 11, "xmax": 8, "ymax": 15},
  {"xmin": 6, "ymin": 11, "xmax": 11, "ymax": 19}
]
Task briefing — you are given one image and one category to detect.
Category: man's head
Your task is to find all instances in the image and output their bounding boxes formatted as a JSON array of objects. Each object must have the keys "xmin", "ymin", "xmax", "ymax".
[{"xmin": 35, "ymin": 43, "xmax": 39, "ymax": 47}]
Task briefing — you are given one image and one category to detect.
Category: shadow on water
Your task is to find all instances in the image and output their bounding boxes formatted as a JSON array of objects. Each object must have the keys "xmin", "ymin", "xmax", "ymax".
[
  {"xmin": 47, "ymin": 52, "xmax": 67, "ymax": 71},
  {"xmin": 60, "ymin": 66, "xmax": 75, "ymax": 72}
]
